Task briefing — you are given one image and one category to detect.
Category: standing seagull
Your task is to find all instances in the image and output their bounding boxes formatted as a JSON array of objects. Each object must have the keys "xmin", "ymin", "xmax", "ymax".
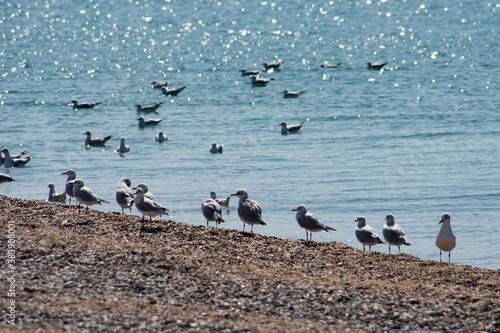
[
  {"xmin": 382, "ymin": 213, "xmax": 411, "ymax": 254},
  {"xmin": 161, "ymin": 86, "xmax": 186, "ymax": 96},
  {"xmin": 135, "ymin": 102, "xmax": 163, "ymax": 113},
  {"xmin": 116, "ymin": 177, "xmax": 134, "ymax": 214},
  {"xmin": 69, "ymin": 100, "xmax": 103, "ymax": 109},
  {"xmin": 280, "ymin": 121, "xmax": 305, "ymax": 135},
  {"xmin": 47, "ymin": 183, "xmax": 66, "ymax": 203},
  {"xmin": 134, "ymin": 187, "xmax": 173, "ymax": 222},
  {"xmin": 0, "ymin": 173, "xmax": 15, "ymax": 184},
  {"xmin": 435, "ymin": 213, "xmax": 456, "ymax": 262},
  {"xmin": 62, "ymin": 169, "xmax": 76, "ymax": 205},
  {"xmin": 210, "ymin": 191, "xmax": 230, "ymax": 207},
  {"xmin": 117, "ymin": 137, "xmax": 130, "ymax": 153},
  {"xmin": 132, "ymin": 183, "xmax": 156, "ymax": 202},
  {"xmin": 231, "ymin": 189, "xmax": 266, "ymax": 232},
  {"xmin": 137, "ymin": 116, "xmax": 165, "ymax": 127},
  {"xmin": 83, "ymin": 131, "xmax": 113, "ymax": 146},
  {"xmin": 201, "ymin": 198, "xmax": 225, "ymax": 227},
  {"xmin": 1, "ymin": 148, "xmax": 32, "ymax": 167},
  {"xmin": 283, "ymin": 90, "xmax": 306, "ymax": 98},
  {"xmin": 68, "ymin": 179, "xmax": 110, "ymax": 212},
  {"xmin": 292, "ymin": 205, "xmax": 336, "ymax": 241},
  {"xmin": 355, "ymin": 216, "xmax": 385, "ymax": 252},
  {"xmin": 155, "ymin": 130, "xmax": 168, "ymax": 143}
]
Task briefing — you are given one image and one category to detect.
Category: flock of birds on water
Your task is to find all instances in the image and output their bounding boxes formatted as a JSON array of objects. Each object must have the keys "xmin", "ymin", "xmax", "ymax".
[{"xmin": 1, "ymin": 60, "xmax": 456, "ymax": 263}]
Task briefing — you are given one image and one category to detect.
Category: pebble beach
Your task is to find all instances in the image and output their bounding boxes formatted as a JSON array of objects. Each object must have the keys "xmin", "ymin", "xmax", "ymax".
[{"xmin": 1, "ymin": 195, "xmax": 499, "ymax": 332}]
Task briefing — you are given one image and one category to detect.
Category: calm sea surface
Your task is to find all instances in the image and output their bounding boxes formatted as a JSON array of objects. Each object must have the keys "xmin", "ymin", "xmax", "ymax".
[{"xmin": 1, "ymin": 1, "xmax": 499, "ymax": 269}]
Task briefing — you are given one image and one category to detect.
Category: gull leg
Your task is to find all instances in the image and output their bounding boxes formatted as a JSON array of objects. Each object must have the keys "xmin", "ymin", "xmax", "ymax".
[{"xmin": 388, "ymin": 245, "xmax": 391, "ymax": 255}]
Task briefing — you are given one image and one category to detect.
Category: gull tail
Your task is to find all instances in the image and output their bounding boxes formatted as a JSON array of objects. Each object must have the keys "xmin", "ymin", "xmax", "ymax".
[
  {"xmin": 217, "ymin": 217, "xmax": 225, "ymax": 224},
  {"xmin": 377, "ymin": 237, "xmax": 386, "ymax": 244},
  {"xmin": 325, "ymin": 226, "xmax": 337, "ymax": 231},
  {"xmin": 98, "ymin": 199, "xmax": 111, "ymax": 204}
]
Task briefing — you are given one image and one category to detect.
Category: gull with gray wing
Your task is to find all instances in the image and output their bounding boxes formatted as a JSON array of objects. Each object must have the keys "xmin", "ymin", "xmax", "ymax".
[
  {"xmin": 231, "ymin": 189, "xmax": 266, "ymax": 232},
  {"xmin": 293, "ymin": 205, "xmax": 336, "ymax": 241},
  {"xmin": 383, "ymin": 213, "xmax": 411, "ymax": 254},
  {"xmin": 355, "ymin": 216, "xmax": 385, "ymax": 252},
  {"xmin": 116, "ymin": 177, "xmax": 134, "ymax": 214}
]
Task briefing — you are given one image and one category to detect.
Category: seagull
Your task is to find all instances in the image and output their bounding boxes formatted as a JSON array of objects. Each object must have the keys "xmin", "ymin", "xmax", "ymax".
[
  {"xmin": 280, "ymin": 121, "xmax": 304, "ymax": 135},
  {"xmin": 161, "ymin": 86, "xmax": 186, "ymax": 96},
  {"xmin": 210, "ymin": 143, "xmax": 223, "ymax": 154},
  {"xmin": 367, "ymin": 62, "xmax": 389, "ymax": 70},
  {"xmin": 132, "ymin": 183, "xmax": 156, "ymax": 202},
  {"xmin": 382, "ymin": 213, "xmax": 411, "ymax": 254},
  {"xmin": 201, "ymin": 198, "xmax": 225, "ymax": 227},
  {"xmin": 116, "ymin": 177, "xmax": 134, "ymax": 214},
  {"xmin": 283, "ymin": 90, "xmax": 306, "ymax": 98},
  {"xmin": 263, "ymin": 61, "xmax": 282, "ymax": 71},
  {"xmin": 135, "ymin": 102, "xmax": 163, "ymax": 113},
  {"xmin": 62, "ymin": 169, "xmax": 76, "ymax": 205},
  {"xmin": 292, "ymin": 205, "xmax": 336, "ymax": 241},
  {"xmin": 0, "ymin": 173, "xmax": 15, "ymax": 184},
  {"xmin": 1, "ymin": 148, "xmax": 32, "ymax": 167},
  {"xmin": 436, "ymin": 213, "xmax": 456, "ymax": 262},
  {"xmin": 134, "ymin": 187, "xmax": 173, "ymax": 222},
  {"xmin": 240, "ymin": 69, "xmax": 261, "ymax": 76},
  {"xmin": 320, "ymin": 62, "xmax": 342, "ymax": 68},
  {"xmin": 117, "ymin": 137, "xmax": 130, "ymax": 153},
  {"xmin": 68, "ymin": 179, "xmax": 110, "ymax": 212},
  {"xmin": 69, "ymin": 100, "xmax": 103, "ymax": 109},
  {"xmin": 250, "ymin": 76, "xmax": 274, "ymax": 87},
  {"xmin": 155, "ymin": 130, "xmax": 168, "ymax": 143},
  {"xmin": 151, "ymin": 80, "xmax": 169, "ymax": 89},
  {"xmin": 231, "ymin": 189, "xmax": 266, "ymax": 232},
  {"xmin": 47, "ymin": 183, "xmax": 66, "ymax": 203},
  {"xmin": 355, "ymin": 216, "xmax": 385, "ymax": 252},
  {"xmin": 0, "ymin": 148, "xmax": 29, "ymax": 165},
  {"xmin": 210, "ymin": 191, "xmax": 230, "ymax": 207},
  {"xmin": 137, "ymin": 116, "xmax": 165, "ymax": 127},
  {"xmin": 83, "ymin": 131, "xmax": 113, "ymax": 146}
]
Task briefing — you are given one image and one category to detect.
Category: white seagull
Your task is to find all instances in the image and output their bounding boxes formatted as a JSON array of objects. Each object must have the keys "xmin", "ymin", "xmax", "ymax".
[
  {"xmin": 382, "ymin": 213, "xmax": 411, "ymax": 254},
  {"xmin": 0, "ymin": 173, "xmax": 15, "ymax": 184},
  {"xmin": 62, "ymin": 169, "xmax": 76, "ymax": 205},
  {"xmin": 117, "ymin": 137, "xmax": 130, "ymax": 153},
  {"xmin": 231, "ymin": 189, "xmax": 266, "ymax": 232},
  {"xmin": 83, "ymin": 131, "xmax": 113, "ymax": 146},
  {"xmin": 137, "ymin": 116, "xmax": 165, "ymax": 127},
  {"xmin": 132, "ymin": 183, "xmax": 157, "ymax": 202},
  {"xmin": 250, "ymin": 76, "xmax": 274, "ymax": 87},
  {"xmin": 280, "ymin": 121, "xmax": 305, "ymax": 135},
  {"xmin": 367, "ymin": 62, "xmax": 389, "ymax": 70},
  {"xmin": 161, "ymin": 86, "xmax": 186, "ymax": 96},
  {"xmin": 0, "ymin": 148, "xmax": 29, "ymax": 165},
  {"xmin": 320, "ymin": 62, "xmax": 342, "ymax": 68},
  {"xmin": 47, "ymin": 183, "xmax": 66, "ymax": 203},
  {"xmin": 355, "ymin": 216, "xmax": 385, "ymax": 252},
  {"xmin": 435, "ymin": 213, "xmax": 456, "ymax": 262},
  {"xmin": 210, "ymin": 191, "xmax": 230, "ymax": 207},
  {"xmin": 293, "ymin": 205, "xmax": 336, "ymax": 241},
  {"xmin": 1, "ymin": 148, "xmax": 32, "ymax": 167},
  {"xmin": 151, "ymin": 80, "xmax": 169, "ymax": 89},
  {"xmin": 69, "ymin": 100, "xmax": 103, "ymax": 109},
  {"xmin": 155, "ymin": 130, "xmax": 168, "ymax": 143},
  {"xmin": 283, "ymin": 90, "xmax": 306, "ymax": 98},
  {"xmin": 201, "ymin": 198, "xmax": 225, "ymax": 227},
  {"xmin": 68, "ymin": 179, "xmax": 110, "ymax": 212},
  {"xmin": 135, "ymin": 102, "xmax": 163, "ymax": 113},
  {"xmin": 116, "ymin": 177, "xmax": 134, "ymax": 214},
  {"xmin": 134, "ymin": 187, "xmax": 173, "ymax": 222}
]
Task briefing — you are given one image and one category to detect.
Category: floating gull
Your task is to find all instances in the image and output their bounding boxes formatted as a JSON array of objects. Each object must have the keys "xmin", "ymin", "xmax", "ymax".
[
  {"xmin": 250, "ymin": 76, "xmax": 274, "ymax": 87},
  {"xmin": 210, "ymin": 191, "xmax": 230, "ymax": 207},
  {"xmin": 155, "ymin": 130, "xmax": 168, "ymax": 143},
  {"xmin": 132, "ymin": 183, "xmax": 156, "ymax": 202},
  {"xmin": 69, "ymin": 179, "xmax": 110, "ymax": 212},
  {"xmin": 83, "ymin": 130, "xmax": 113, "ymax": 146},
  {"xmin": 134, "ymin": 187, "xmax": 173, "ymax": 222},
  {"xmin": 116, "ymin": 177, "xmax": 134, "ymax": 214},
  {"xmin": 0, "ymin": 173, "xmax": 15, "ymax": 184},
  {"xmin": 263, "ymin": 61, "xmax": 282, "ymax": 71},
  {"xmin": 0, "ymin": 148, "xmax": 29, "ymax": 165},
  {"xmin": 62, "ymin": 169, "xmax": 76, "ymax": 205},
  {"xmin": 355, "ymin": 216, "xmax": 385, "ymax": 252},
  {"xmin": 280, "ymin": 121, "xmax": 304, "ymax": 135},
  {"xmin": 367, "ymin": 62, "xmax": 389, "ymax": 70},
  {"xmin": 293, "ymin": 205, "xmax": 336, "ymax": 241},
  {"xmin": 135, "ymin": 102, "xmax": 163, "ymax": 113},
  {"xmin": 240, "ymin": 69, "xmax": 261, "ymax": 76},
  {"xmin": 137, "ymin": 116, "xmax": 165, "ymax": 127},
  {"xmin": 47, "ymin": 183, "xmax": 66, "ymax": 203},
  {"xmin": 231, "ymin": 189, "xmax": 266, "ymax": 232},
  {"xmin": 382, "ymin": 213, "xmax": 411, "ymax": 254},
  {"xmin": 69, "ymin": 100, "xmax": 103, "ymax": 109},
  {"xmin": 320, "ymin": 62, "xmax": 342, "ymax": 68},
  {"xmin": 161, "ymin": 86, "xmax": 186, "ymax": 96},
  {"xmin": 283, "ymin": 89, "xmax": 306, "ymax": 98},
  {"xmin": 1, "ymin": 148, "xmax": 32, "ymax": 167},
  {"xmin": 117, "ymin": 137, "xmax": 130, "ymax": 153},
  {"xmin": 151, "ymin": 80, "xmax": 169, "ymax": 89},
  {"xmin": 436, "ymin": 213, "xmax": 456, "ymax": 262},
  {"xmin": 210, "ymin": 142, "xmax": 223, "ymax": 154},
  {"xmin": 201, "ymin": 198, "xmax": 225, "ymax": 227}
]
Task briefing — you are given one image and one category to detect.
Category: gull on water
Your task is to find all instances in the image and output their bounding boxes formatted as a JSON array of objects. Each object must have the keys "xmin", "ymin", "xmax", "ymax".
[
  {"xmin": 117, "ymin": 137, "xmax": 130, "ymax": 153},
  {"xmin": 210, "ymin": 143, "xmax": 223, "ymax": 154},
  {"xmin": 231, "ymin": 189, "xmax": 266, "ymax": 232},
  {"xmin": 201, "ymin": 198, "xmax": 225, "ymax": 227},
  {"xmin": 83, "ymin": 131, "xmax": 113, "ymax": 147},
  {"xmin": 210, "ymin": 191, "xmax": 230, "ymax": 207},
  {"xmin": 250, "ymin": 76, "xmax": 274, "ymax": 87},
  {"xmin": 132, "ymin": 183, "xmax": 156, "ymax": 202},
  {"xmin": 293, "ymin": 205, "xmax": 336, "ymax": 241},
  {"xmin": 240, "ymin": 69, "xmax": 261, "ymax": 76},
  {"xmin": 283, "ymin": 90, "xmax": 306, "ymax": 98},
  {"xmin": 0, "ymin": 148, "xmax": 29, "ymax": 165},
  {"xmin": 155, "ymin": 130, "xmax": 168, "ymax": 143},
  {"xmin": 68, "ymin": 179, "xmax": 110, "ymax": 212},
  {"xmin": 161, "ymin": 86, "xmax": 186, "ymax": 96},
  {"xmin": 320, "ymin": 62, "xmax": 342, "ymax": 68},
  {"xmin": 116, "ymin": 177, "xmax": 134, "ymax": 214},
  {"xmin": 134, "ymin": 187, "xmax": 173, "ymax": 222},
  {"xmin": 355, "ymin": 216, "xmax": 385, "ymax": 252},
  {"xmin": 280, "ymin": 121, "xmax": 305, "ymax": 135},
  {"xmin": 62, "ymin": 169, "xmax": 76, "ymax": 205},
  {"xmin": 151, "ymin": 80, "xmax": 169, "ymax": 89},
  {"xmin": 436, "ymin": 213, "xmax": 456, "ymax": 262},
  {"xmin": 135, "ymin": 102, "xmax": 163, "ymax": 113},
  {"xmin": 137, "ymin": 116, "xmax": 165, "ymax": 127},
  {"xmin": 367, "ymin": 62, "xmax": 389, "ymax": 70},
  {"xmin": 263, "ymin": 61, "xmax": 282, "ymax": 71},
  {"xmin": 47, "ymin": 183, "xmax": 66, "ymax": 203},
  {"xmin": 0, "ymin": 173, "xmax": 15, "ymax": 184},
  {"xmin": 382, "ymin": 213, "xmax": 411, "ymax": 254},
  {"xmin": 1, "ymin": 148, "xmax": 32, "ymax": 167},
  {"xmin": 69, "ymin": 100, "xmax": 103, "ymax": 109}
]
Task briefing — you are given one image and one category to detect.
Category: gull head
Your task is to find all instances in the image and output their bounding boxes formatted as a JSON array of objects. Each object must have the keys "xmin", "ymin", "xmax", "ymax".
[
  {"xmin": 385, "ymin": 213, "xmax": 396, "ymax": 225},
  {"xmin": 62, "ymin": 169, "xmax": 76, "ymax": 177},
  {"xmin": 118, "ymin": 177, "xmax": 132, "ymax": 187},
  {"xmin": 355, "ymin": 216, "xmax": 367, "ymax": 226},
  {"xmin": 292, "ymin": 205, "xmax": 307, "ymax": 213},
  {"xmin": 439, "ymin": 213, "xmax": 451, "ymax": 224},
  {"xmin": 68, "ymin": 179, "xmax": 85, "ymax": 187},
  {"xmin": 231, "ymin": 189, "xmax": 249, "ymax": 200}
]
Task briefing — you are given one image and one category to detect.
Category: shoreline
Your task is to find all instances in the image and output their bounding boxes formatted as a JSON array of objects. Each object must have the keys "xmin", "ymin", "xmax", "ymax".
[{"xmin": 0, "ymin": 195, "xmax": 499, "ymax": 332}]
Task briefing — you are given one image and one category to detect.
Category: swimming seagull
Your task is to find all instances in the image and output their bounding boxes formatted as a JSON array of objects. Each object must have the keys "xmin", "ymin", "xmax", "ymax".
[
  {"xmin": 240, "ymin": 69, "xmax": 261, "ymax": 76},
  {"xmin": 231, "ymin": 189, "xmax": 266, "ymax": 232},
  {"xmin": 355, "ymin": 216, "xmax": 385, "ymax": 252},
  {"xmin": 382, "ymin": 213, "xmax": 411, "ymax": 254},
  {"xmin": 280, "ymin": 121, "xmax": 305, "ymax": 135},
  {"xmin": 250, "ymin": 76, "xmax": 275, "ymax": 87},
  {"xmin": 151, "ymin": 80, "xmax": 169, "ymax": 89},
  {"xmin": 435, "ymin": 213, "xmax": 456, "ymax": 262},
  {"xmin": 116, "ymin": 177, "xmax": 134, "ymax": 214},
  {"xmin": 47, "ymin": 183, "xmax": 66, "ymax": 203},
  {"xmin": 155, "ymin": 130, "xmax": 168, "ymax": 143},
  {"xmin": 83, "ymin": 131, "xmax": 113, "ymax": 146},
  {"xmin": 0, "ymin": 173, "xmax": 15, "ymax": 184},
  {"xmin": 61, "ymin": 169, "xmax": 76, "ymax": 205},
  {"xmin": 68, "ymin": 179, "xmax": 110, "ymax": 212},
  {"xmin": 263, "ymin": 61, "xmax": 282, "ymax": 71},
  {"xmin": 117, "ymin": 137, "xmax": 130, "ymax": 153},
  {"xmin": 135, "ymin": 102, "xmax": 163, "ymax": 113},
  {"xmin": 320, "ymin": 62, "xmax": 342, "ymax": 68},
  {"xmin": 69, "ymin": 100, "xmax": 103, "ymax": 109},
  {"xmin": 134, "ymin": 187, "xmax": 173, "ymax": 222},
  {"xmin": 137, "ymin": 116, "xmax": 165, "ymax": 127},
  {"xmin": 210, "ymin": 191, "xmax": 230, "ymax": 207},
  {"xmin": 292, "ymin": 205, "xmax": 336, "ymax": 241},
  {"xmin": 132, "ymin": 183, "xmax": 156, "ymax": 202},
  {"xmin": 161, "ymin": 86, "xmax": 186, "ymax": 96},
  {"xmin": 201, "ymin": 198, "xmax": 225, "ymax": 227},
  {"xmin": 1, "ymin": 148, "xmax": 32, "ymax": 167},
  {"xmin": 210, "ymin": 143, "xmax": 223, "ymax": 154},
  {"xmin": 283, "ymin": 90, "xmax": 306, "ymax": 98},
  {"xmin": 367, "ymin": 62, "xmax": 389, "ymax": 70},
  {"xmin": 0, "ymin": 148, "xmax": 29, "ymax": 165}
]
